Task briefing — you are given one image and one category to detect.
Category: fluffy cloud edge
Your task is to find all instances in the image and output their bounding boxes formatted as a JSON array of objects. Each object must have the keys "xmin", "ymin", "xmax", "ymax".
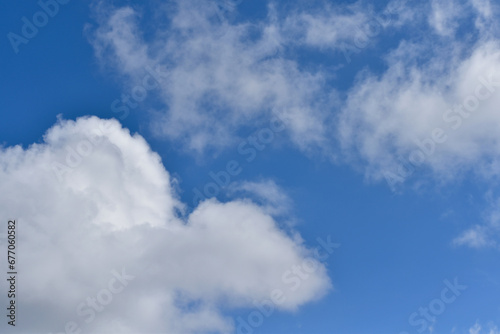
[{"xmin": 0, "ymin": 116, "xmax": 332, "ymax": 334}]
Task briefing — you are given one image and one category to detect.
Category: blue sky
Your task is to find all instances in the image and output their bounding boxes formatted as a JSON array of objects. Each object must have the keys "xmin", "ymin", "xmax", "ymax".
[{"xmin": 1, "ymin": 0, "xmax": 500, "ymax": 334}]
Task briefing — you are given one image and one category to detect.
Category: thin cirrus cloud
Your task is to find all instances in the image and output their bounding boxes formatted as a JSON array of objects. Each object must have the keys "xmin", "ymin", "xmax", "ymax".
[
  {"xmin": 453, "ymin": 194, "xmax": 500, "ymax": 249},
  {"xmin": 428, "ymin": 0, "xmax": 465, "ymax": 36},
  {"xmin": 88, "ymin": 0, "xmax": 409, "ymax": 154},
  {"xmin": 90, "ymin": 0, "xmax": 500, "ymax": 247},
  {"xmin": 0, "ymin": 116, "xmax": 330, "ymax": 334},
  {"xmin": 89, "ymin": 1, "xmax": 330, "ymax": 153},
  {"xmin": 88, "ymin": 1, "xmax": 500, "ymax": 242},
  {"xmin": 469, "ymin": 322, "xmax": 500, "ymax": 334},
  {"xmin": 227, "ymin": 179, "xmax": 294, "ymax": 217}
]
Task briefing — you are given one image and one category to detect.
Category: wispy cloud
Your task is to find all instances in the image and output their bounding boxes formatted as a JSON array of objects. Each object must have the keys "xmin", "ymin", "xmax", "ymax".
[
  {"xmin": 227, "ymin": 179, "xmax": 293, "ymax": 217},
  {"xmin": 453, "ymin": 193, "xmax": 500, "ymax": 249},
  {"xmin": 469, "ymin": 322, "xmax": 500, "ymax": 334},
  {"xmin": 87, "ymin": 0, "xmax": 500, "ymax": 250},
  {"xmin": 89, "ymin": 0, "xmax": 336, "ymax": 153}
]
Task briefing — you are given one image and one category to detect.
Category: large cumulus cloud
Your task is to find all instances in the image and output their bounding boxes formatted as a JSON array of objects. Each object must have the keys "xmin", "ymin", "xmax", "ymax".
[{"xmin": 0, "ymin": 116, "xmax": 330, "ymax": 334}]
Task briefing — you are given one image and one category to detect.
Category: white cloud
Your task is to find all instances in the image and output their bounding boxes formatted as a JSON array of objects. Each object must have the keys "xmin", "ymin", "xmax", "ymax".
[
  {"xmin": 227, "ymin": 179, "xmax": 293, "ymax": 217},
  {"xmin": 426, "ymin": 0, "xmax": 497, "ymax": 37},
  {"xmin": 0, "ymin": 116, "xmax": 330, "ymax": 334},
  {"xmin": 428, "ymin": 0, "xmax": 464, "ymax": 36},
  {"xmin": 453, "ymin": 194, "xmax": 500, "ymax": 249},
  {"xmin": 89, "ymin": 1, "xmax": 333, "ymax": 154},
  {"xmin": 335, "ymin": 1, "xmax": 500, "ymax": 247},
  {"xmin": 88, "ymin": 0, "xmax": 414, "ymax": 156},
  {"xmin": 453, "ymin": 225, "xmax": 496, "ymax": 248},
  {"xmin": 471, "ymin": 323, "xmax": 483, "ymax": 334},
  {"xmin": 281, "ymin": 2, "xmax": 371, "ymax": 49},
  {"xmin": 87, "ymin": 0, "xmax": 500, "ymax": 185},
  {"xmin": 338, "ymin": 38, "xmax": 500, "ymax": 185},
  {"xmin": 282, "ymin": 0, "xmax": 414, "ymax": 50},
  {"xmin": 469, "ymin": 322, "xmax": 500, "ymax": 334},
  {"xmin": 87, "ymin": 0, "xmax": 500, "ymax": 250},
  {"xmin": 470, "ymin": 0, "xmax": 496, "ymax": 34},
  {"xmin": 471, "ymin": 0, "xmax": 493, "ymax": 18}
]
